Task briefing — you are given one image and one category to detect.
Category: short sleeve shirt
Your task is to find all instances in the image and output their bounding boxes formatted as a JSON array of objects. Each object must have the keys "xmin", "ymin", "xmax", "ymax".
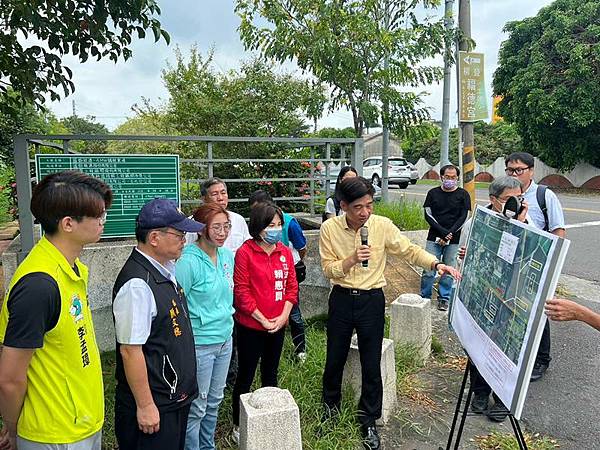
[{"xmin": 523, "ymin": 180, "xmax": 565, "ymax": 232}]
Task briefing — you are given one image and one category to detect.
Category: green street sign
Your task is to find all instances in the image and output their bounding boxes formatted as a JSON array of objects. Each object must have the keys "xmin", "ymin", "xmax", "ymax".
[
  {"xmin": 35, "ymin": 154, "xmax": 180, "ymax": 238},
  {"xmin": 459, "ymin": 51, "xmax": 488, "ymax": 122}
]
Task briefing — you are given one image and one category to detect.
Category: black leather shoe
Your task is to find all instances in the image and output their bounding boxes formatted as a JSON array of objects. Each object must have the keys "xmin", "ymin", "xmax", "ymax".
[
  {"xmin": 362, "ymin": 425, "xmax": 381, "ymax": 450},
  {"xmin": 487, "ymin": 401, "xmax": 509, "ymax": 422},
  {"xmin": 530, "ymin": 362, "xmax": 548, "ymax": 382},
  {"xmin": 470, "ymin": 393, "xmax": 489, "ymax": 414}
]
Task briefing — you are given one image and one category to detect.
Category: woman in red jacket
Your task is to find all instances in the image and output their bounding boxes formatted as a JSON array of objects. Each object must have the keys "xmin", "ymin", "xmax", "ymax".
[{"xmin": 231, "ymin": 202, "xmax": 298, "ymax": 442}]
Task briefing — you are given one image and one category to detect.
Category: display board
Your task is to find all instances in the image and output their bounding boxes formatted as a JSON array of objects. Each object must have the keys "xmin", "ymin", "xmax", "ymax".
[
  {"xmin": 450, "ymin": 206, "xmax": 570, "ymax": 419},
  {"xmin": 35, "ymin": 154, "xmax": 180, "ymax": 238}
]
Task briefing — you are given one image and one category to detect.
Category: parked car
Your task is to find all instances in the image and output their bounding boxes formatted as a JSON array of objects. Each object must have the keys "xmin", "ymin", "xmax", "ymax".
[
  {"xmin": 362, "ymin": 156, "xmax": 412, "ymax": 189},
  {"xmin": 408, "ymin": 162, "xmax": 419, "ymax": 184},
  {"xmin": 322, "ymin": 167, "xmax": 382, "ymax": 200}
]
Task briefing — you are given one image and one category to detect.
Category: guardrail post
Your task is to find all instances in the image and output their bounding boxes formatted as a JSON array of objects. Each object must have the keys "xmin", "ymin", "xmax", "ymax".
[
  {"xmin": 207, "ymin": 142, "xmax": 214, "ymax": 179},
  {"xmin": 351, "ymin": 139, "xmax": 364, "ymax": 176},
  {"xmin": 325, "ymin": 143, "xmax": 331, "ymax": 198},
  {"xmin": 14, "ymin": 136, "xmax": 34, "ymax": 262},
  {"xmin": 309, "ymin": 147, "xmax": 315, "ymax": 215}
]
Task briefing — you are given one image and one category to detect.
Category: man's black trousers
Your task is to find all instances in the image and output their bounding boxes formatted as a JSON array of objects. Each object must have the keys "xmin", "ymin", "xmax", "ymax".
[{"xmin": 322, "ymin": 286, "xmax": 385, "ymax": 427}]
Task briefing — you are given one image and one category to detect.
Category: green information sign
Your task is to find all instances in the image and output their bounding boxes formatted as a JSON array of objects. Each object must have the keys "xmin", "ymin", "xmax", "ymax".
[{"xmin": 35, "ymin": 154, "xmax": 180, "ymax": 238}]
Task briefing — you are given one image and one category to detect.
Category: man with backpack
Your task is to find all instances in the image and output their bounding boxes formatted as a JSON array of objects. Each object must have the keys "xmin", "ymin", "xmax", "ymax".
[{"xmin": 505, "ymin": 152, "xmax": 566, "ymax": 381}]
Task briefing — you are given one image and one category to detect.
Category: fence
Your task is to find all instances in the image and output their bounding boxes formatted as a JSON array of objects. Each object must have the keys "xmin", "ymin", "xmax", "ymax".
[{"xmin": 13, "ymin": 134, "xmax": 364, "ymax": 261}]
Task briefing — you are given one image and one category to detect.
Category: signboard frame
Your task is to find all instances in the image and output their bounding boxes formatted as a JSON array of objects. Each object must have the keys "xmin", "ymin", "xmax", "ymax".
[
  {"xmin": 35, "ymin": 153, "xmax": 180, "ymax": 238},
  {"xmin": 450, "ymin": 206, "xmax": 570, "ymax": 419}
]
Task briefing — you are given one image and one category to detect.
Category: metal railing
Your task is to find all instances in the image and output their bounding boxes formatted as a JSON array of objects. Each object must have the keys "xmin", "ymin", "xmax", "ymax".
[{"xmin": 14, "ymin": 134, "xmax": 364, "ymax": 260}]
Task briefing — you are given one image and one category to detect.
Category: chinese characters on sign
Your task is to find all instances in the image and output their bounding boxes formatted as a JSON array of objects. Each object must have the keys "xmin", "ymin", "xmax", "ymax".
[{"xmin": 459, "ymin": 52, "xmax": 489, "ymax": 122}]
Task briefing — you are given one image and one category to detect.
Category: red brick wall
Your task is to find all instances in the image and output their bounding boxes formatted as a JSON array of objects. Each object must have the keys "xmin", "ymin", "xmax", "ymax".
[
  {"xmin": 538, "ymin": 175, "xmax": 574, "ymax": 188},
  {"xmin": 475, "ymin": 172, "xmax": 494, "ymax": 182}
]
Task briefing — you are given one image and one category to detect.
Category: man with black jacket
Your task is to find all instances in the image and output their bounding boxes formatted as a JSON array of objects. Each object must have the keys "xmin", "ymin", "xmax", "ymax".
[
  {"xmin": 421, "ymin": 164, "xmax": 471, "ymax": 310},
  {"xmin": 112, "ymin": 198, "xmax": 203, "ymax": 450}
]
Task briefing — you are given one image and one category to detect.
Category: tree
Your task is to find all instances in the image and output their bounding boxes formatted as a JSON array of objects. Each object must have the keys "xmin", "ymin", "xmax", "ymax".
[
  {"xmin": 60, "ymin": 115, "xmax": 110, "ymax": 153},
  {"xmin": 0, "ymin": 0, "xmax": 169, "ymax": 112},
  {"xmin": 402, "ymin": 121, "xmax": 522, "ymax": 165},
  {"xmin": 493, "ymin": 0, "xmax": 600, "ymax": 169},
  {"xmin": 236, "ymin": 0, "xmax": 451, "ymax": 137},
  {"xmin": 0, "ymin": 91, "xmax": 64, "ymax": 164},
  {"xmin": 122, "ymin": 48, "xmax": 329, "ymax": 211}
]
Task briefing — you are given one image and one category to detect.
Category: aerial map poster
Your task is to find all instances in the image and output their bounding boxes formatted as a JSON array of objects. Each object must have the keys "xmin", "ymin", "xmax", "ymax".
[{"xmin": 450, "ymin": 206, "xmax": 570, "ymax": 419}]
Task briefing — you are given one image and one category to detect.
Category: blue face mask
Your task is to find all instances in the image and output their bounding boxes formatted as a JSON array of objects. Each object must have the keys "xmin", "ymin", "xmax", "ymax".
[{"xmin": 263, "ymin": 227, "xmax": 283, "ymax": 245}]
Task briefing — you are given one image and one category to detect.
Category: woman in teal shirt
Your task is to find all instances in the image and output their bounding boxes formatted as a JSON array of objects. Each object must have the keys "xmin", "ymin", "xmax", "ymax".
[{"xmin": 176, "ymin": 202, "xmax": 236, "ymax": 450}]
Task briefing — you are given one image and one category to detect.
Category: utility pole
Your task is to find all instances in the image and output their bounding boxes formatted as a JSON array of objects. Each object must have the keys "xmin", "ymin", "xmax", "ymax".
[
  {"xmin": 72, "ymin": 100, "xmax": 76, "ymax": 117},
  {"xmin": 440, "ymin": 0, "xmax": 454, "ymax": 167},
  {"xmin": 381, "ymin": 0, "xmax": 390, "ymax": 202},
  {"xmin": 458, "ymin": 0, "xmax": 475, "ymax": 210}
]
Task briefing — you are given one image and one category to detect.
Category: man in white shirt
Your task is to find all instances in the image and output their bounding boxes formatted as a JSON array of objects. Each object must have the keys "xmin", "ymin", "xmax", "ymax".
[
  {"xmin": 185, "ymin": 177, "xmax": 250, "ymax": 253},
  {"xmin": 505, "ymin": 152, "xmax": 565, "ymax": 382}
]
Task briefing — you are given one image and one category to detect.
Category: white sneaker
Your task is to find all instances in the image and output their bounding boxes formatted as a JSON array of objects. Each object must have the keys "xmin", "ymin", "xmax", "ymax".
[
  {"xmin": 231, "ymin": 426, "xmax": 240, "ymax": 445},
  {"xmin": 297, "ymin": 352, "xmax": 307, "ymax": 363}
]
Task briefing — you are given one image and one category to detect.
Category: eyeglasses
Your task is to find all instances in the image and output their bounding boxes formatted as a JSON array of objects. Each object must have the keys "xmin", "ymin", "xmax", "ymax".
[
  {"xmin": 505, "ymin": 166, "xmax": 531, "ymax": 176},
  {"xmin": 98, "ymin": 211, "xmax": 107, "ymax": 225},
  {"xmin": 209, "ymin": 222, "xmax": 232, "ymax": 233},
  {"xmin": 160, "ymin": 230, "xmax": 186, "ymax": 241}
]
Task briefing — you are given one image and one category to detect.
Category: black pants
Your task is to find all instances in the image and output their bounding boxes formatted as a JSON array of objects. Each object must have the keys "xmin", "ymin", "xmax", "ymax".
[
  {"xmin": 232, "ymin": 322, "xmax": 286, "ymax": 425},
  {"xmin": 535, "ymin": 320, "xmax": 552, "ymax": 365},
  {"xmin": 226, "ymin": 322, "xmax": 238, "ymax": 387},
  {"xmin": 115, "ymin": 396, "xmax": 191, "ymax": 450},
  {"xmin": 289, "ymin": 293, "xmax": 306, "ymax": 354},
  {"xmin": 322, "ymin": 287, "xmax": 385, "ymax": 427},
  {"xmin": 470, "ymin": 364, "xmax": 501, "ymax": 403}
]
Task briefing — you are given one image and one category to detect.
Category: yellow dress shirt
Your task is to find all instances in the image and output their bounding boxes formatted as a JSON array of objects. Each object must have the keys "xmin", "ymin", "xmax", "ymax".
[{"xmin": 319, "ymin": 214, "xmax": 437, "ymax": 290}]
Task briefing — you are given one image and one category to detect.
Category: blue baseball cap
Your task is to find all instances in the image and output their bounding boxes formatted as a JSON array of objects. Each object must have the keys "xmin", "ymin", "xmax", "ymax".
[{"xmin": 137, "ymin": 198, "xmax": 204, "ymax": 233}]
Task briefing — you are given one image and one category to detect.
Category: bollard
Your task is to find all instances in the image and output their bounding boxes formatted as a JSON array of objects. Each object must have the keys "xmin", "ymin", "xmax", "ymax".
[
  {"xmin": 343, "ymin": 335, "xmax": 398, "ymax": 424},
  {"xmin": 239, "ymin": 387, "xmax": 302, "ymax": 450},
  {"xmin": 390, "ymin": 293, "xmax": 432, "ymax": 363}
]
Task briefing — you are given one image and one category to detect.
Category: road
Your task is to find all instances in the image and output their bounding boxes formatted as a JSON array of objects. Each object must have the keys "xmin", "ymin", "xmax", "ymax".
[{"xmin": 389, "ymin": 183, "xmax": 600, "ymax": 282}]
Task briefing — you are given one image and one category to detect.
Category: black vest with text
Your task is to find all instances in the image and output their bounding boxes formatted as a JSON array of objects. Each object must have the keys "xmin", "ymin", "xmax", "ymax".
[{"xmin": 113, "ymin": 249, "xmax": 198, "ymax": 411}]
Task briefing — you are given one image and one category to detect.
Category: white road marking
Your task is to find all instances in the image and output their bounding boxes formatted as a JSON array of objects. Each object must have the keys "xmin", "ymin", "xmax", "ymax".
[{"xmin": 564, "ymin": 221, "xmax": 600, "ymax": 230}]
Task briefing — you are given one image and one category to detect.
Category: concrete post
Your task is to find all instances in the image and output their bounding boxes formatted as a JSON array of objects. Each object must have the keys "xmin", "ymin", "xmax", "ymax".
[
  {"xmin": 342, "ymin": 335, "xmax": 398, "ymax": 424},
  {"xmin": 239, "ymin": 387, "xmax": 302, "ymax": 450},
  {"xmin": 390, "ymin": 294, "xmax": 432, "ymax": 363}
]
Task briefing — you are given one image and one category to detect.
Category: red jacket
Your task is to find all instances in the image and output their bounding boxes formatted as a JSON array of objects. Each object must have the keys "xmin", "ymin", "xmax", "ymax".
[{"xmin": 234, "ymin": 239, "xmax": 299, "ymax": 331}]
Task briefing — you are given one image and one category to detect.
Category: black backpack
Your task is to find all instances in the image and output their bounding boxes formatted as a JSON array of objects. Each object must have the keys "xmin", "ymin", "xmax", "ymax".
[{"xmin": 536, "ymin": 185, "xmax": 549, "ymax": 231}]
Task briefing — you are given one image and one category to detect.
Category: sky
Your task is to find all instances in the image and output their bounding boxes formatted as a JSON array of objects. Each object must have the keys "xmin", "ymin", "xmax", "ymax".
[{"xmin": 47, "ymin": 0, "xmax": 556, "ymax": 132}]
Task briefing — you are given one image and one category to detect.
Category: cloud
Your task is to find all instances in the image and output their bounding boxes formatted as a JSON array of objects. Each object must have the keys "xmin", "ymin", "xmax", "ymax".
[{"xmin": 47, "ymin": 0, "xmax": 555, "ymax": 131}]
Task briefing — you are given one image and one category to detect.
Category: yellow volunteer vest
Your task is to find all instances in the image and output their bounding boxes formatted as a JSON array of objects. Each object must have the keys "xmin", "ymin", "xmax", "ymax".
[{"xmin": 0, "ymin": 236, "xmax": 104, "ymax": 443}]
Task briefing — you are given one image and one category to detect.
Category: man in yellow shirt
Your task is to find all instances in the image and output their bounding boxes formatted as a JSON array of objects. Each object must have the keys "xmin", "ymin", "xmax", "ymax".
[
  {"xmin": 319, "ymin": 176, "xmax": 460, "ymax": 450},
  {"xmin": 0, "ymin": 171, "xmax": 112, "ymax": 450}
]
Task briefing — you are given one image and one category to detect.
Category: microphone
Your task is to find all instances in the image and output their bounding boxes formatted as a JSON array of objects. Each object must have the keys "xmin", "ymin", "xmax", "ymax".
[{"xmin": 360, "ymin": 226, "xmax": 369, "ymax": 268}]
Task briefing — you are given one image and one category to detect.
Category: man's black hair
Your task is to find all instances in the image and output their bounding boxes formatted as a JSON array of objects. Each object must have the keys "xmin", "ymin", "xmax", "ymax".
[
  {"xmin": 31, "ymin": 170, "xmax": 113, "ymax": 235},
  {"xmin": 505, "ymin": 152, "xmax": 535, "ymax": 168},
  {"xmin": 440, "ymin": 164, "xmax": 460, "ymax": 177},
  {"xmin": 337, "ymin": 176, "xmax": 375, "ymax": 204}
]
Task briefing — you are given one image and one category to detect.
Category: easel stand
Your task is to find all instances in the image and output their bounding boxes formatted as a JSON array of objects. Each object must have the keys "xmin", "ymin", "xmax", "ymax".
[{"xmin": 444, "ymin": 358, "xmax": 528, "ymax": 450}]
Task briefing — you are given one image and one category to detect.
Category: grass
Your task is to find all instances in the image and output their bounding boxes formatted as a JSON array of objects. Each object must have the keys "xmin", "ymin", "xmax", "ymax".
[
  {"xmin": 373, "ymin": 200, "xmax": 428, "ymax": 231},
  {"xmin": 474, "ymin": 430, "xmax": 559, "ymax": 450},
  {"xmin": 100, "ymin": 317, "xmax": 424, "ymax": 450}
]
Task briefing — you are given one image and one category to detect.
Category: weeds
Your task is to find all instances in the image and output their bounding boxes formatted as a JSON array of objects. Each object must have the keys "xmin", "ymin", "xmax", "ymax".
[{"xmin": 374, "ymin": 200, "xmax": 428, "ymax": 231}]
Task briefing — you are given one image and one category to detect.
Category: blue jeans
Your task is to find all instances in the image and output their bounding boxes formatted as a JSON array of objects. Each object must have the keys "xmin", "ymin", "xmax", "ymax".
[
  {"xmin": 420, "ymin": 240, "xmax": 459, "ymax": 303},
  {"xmin": 185, "ymin": 337, "xmax": 233, "ymax": 450}
]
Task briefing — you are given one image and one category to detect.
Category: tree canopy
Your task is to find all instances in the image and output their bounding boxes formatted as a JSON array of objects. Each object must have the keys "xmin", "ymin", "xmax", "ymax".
[
  {"xmin": 236, "ymin": 0, "xmax": 451, "ymax": 137},
  {"xmin": 1, "ymin": 0, "xmax": 169, "ymax": 112},
  {"xmin": 493, "ymin": 0, "xmax": 600, "ymax": 169},
  {"xmin": 402, "ymin": 121, "xmax": 522, "ymax": 166}
]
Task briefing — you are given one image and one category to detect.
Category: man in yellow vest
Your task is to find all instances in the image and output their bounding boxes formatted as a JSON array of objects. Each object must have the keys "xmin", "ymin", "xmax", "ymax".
[{"xmin": 0, "ymin": 171, "xmax": 113, "ymax": 450}]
